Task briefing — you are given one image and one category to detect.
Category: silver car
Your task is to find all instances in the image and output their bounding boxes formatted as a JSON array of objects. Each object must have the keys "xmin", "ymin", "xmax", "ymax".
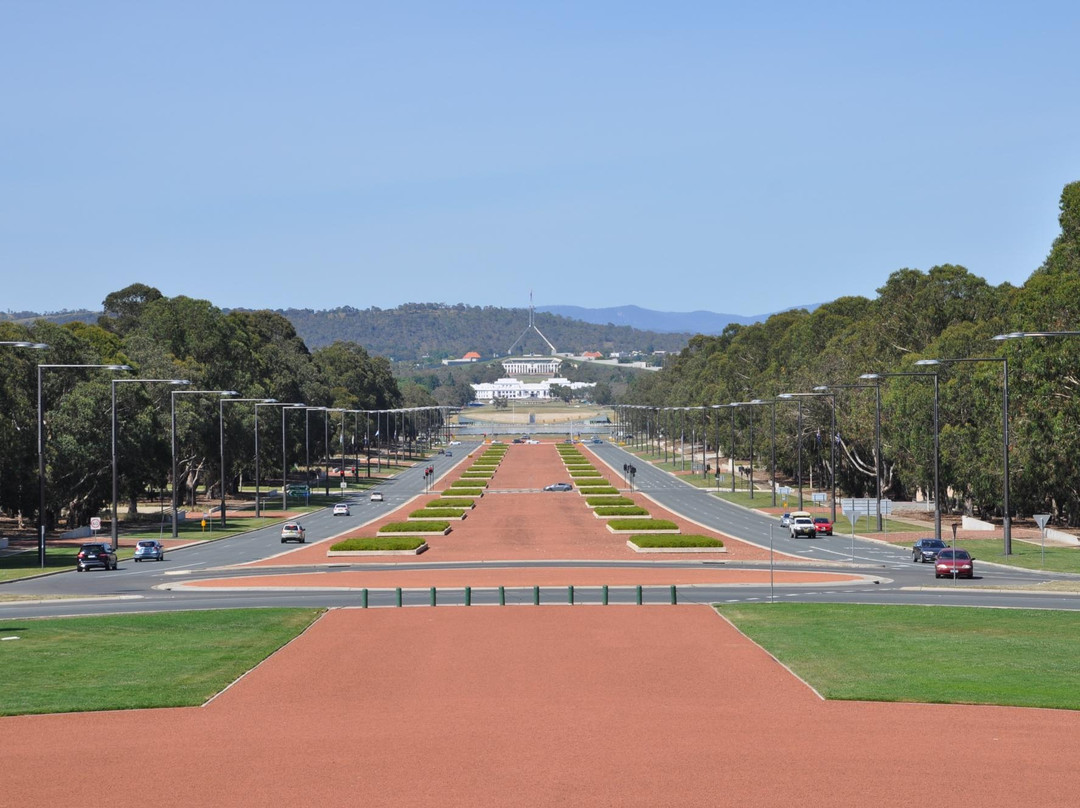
[{"xmin": 133, "ymin": 540, "xmax": 164, "ymax": 562}]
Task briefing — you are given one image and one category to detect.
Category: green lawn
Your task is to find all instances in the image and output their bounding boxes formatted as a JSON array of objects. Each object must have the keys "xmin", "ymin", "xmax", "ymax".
[
  {"xmin": 0, "ymin": 609, "xmax": 321, "ymax": 715},
  {"xmin": 717, "ymin": 603, "xmax": 1080, "ymax": 709},
  {"xmin": 894, "ymin": 535, "xmax": 1080, "ymax": 575}
]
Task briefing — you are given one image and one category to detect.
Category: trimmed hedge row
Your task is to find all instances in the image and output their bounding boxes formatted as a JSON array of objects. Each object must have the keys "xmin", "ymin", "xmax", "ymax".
[
  {"xmin": 630, "ymin": 535, "xmax": 724, "ymax": 548},
  {"xmin": 379, "ymin": 520, "xmax": 451, "ymax": 533},
  {"xmin": 428, "ymin": 498, "xmax": 476, "ymax": 509},
  {"xmin": 330, "ymin": 537, "xmax": 427, "ymax": 551},
  {"xmin": 594, "ymin": 506, "xmax": 650, "ymax": 517},
  {"xmin": 576, "ymin": 486, "xmax": 619, "ymax": 495},
  {"xmin": 446, "ymin": 488, "xmax": 484, "ymax": 496},
  {"xmin": 607, "ymin": 518, "xmax": 678, "ymax": 531},
  {"xmin": 409, "ymin": 508, "xmax": 466, "ymax": 519},
  {"xmin": 450, "ymin": 479, "xmax": 487, "ymax": 487},
  {"xmin": 585, "ymin": 496, "xmax": 635, "ymax": 507}
]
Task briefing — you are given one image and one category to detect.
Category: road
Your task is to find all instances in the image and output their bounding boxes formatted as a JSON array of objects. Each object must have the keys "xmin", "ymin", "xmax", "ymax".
[{"xmin": 3, "ymin": 439, "xmax": 1079, "ymax": 617}]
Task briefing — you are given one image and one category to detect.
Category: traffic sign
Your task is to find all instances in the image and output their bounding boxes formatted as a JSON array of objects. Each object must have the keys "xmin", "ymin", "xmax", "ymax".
[
  {"xmin": 1034, "ymin": 513, "xmax": 1051, "ymax": 531},
  {"xmin": 811, "ymin": 493, "xmax": 826, "ymax": 503},
  {"xmin": 90, "ymin": 517, "xmax": 101, "ymax": 531}
]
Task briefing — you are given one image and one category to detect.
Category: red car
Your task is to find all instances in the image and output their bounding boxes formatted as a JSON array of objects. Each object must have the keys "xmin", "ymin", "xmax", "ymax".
[
  {"xmin": 935, "ymin": 549, "xmax": 974, "ymax": 578},
  {"xmin": 812, "ymin": 517, "xmax": 833, "ymax": 536}
]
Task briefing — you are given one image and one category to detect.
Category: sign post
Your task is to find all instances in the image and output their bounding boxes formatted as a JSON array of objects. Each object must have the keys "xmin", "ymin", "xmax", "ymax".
[{"xmin": 1034, "ymin": 513, "xmax": 1051, "ymax": 568}]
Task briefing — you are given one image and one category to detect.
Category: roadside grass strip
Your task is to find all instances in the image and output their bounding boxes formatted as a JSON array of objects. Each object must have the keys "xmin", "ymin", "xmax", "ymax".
[
  {"xmin": 377, "ymin": 521, "xmax": 451, "ymax": 535},
  {"xmin": 461, "ymin": 471, "xmax": 495, "ymax": 478},
  {"xmin": 408, "ymin": 508, "xmax": 467, "ymax": 520},
  {"xmin": 329, "ymin": 537, "xmax": 428, "ymax": 553},
  {"xmin": 630, "ymin": 534, "xmax": 725, "ymax": 548},
  {"xmin": 427, "ymin": 498, "xmax": 476, "ymax": 509},
  {"xmin": 577, "ymin": 486, "xmax": 620, "ymax": 495},
  {"xmin": 594, "ymin": 506, "xmax": 650, "ymax": 517},
  {"xmin": 606, "ymin": 518, "xmax": 679, "ymax": 533},
  {"xmin": 444, "ymin": 488, "xmax": 484, "ymax": 497},
  {"xmin": 0, "ymin": 609, "xmax": 321, "ymax": 716},
  {"xmin": 569, "ymin": 470, "xmax": 603, "ymax": 477},
  {"xmin": 718, "ymin": 603, "xmax": 1080, "ymax": 710},
  {"xmin": 450, "ymin": 479, "xmax": 487, "ymax": 488},
  {"xmin": 584, "ymin": 496, "xmax": 635, "ymax": 508}
]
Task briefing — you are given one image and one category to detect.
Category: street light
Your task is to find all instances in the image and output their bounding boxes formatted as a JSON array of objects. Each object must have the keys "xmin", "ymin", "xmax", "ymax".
[
  {"xmin": 732, "ymin": 402, "xmax": 757, "ymax": 498},
  {"xmin": 815, "ymin": 383, "xmax": 883, "ymax": 530},
  {"xmin": 778, "ymin": 391, "xmax": 837, "ymax": 521},
  {"xmin": 861, "ymin": 370, "xmax": 941, "ymax": 541},
  {"xmin": 304, "ymin": 407, "xmax": 327, "ymax": 505},
  {"xmin": 221, "ymin": 398, "xmax": 276, "ymax": 524},
  {"xmin": 776, "ymin": 395, "xmax": 806, "ymax": 510},
  {"xmin": 111, "ymin": 377, "xmax": 190, "ymax": 547},
  {"xmin": 916, "ymin": 357, "xmax": 1012, "ymax": 554},
  {"xmin": 37, "ymin": 362, "xmax": 130, "ymax": 566},
  {"xmin": 750, "ymin": 400, "xmax": 778, "ymax": 506},
  {"xmin": 171, "ymin": 390, "xmax": 238, "ymax": 537},
  {"xmin": 281, "ymin": 403, "xmax": 306, "ymax": 512}
]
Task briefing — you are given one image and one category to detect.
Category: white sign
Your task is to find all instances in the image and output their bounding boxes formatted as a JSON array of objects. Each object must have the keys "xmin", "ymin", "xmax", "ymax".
[
  {"xmin": 90, "ymin": 517, "xmax": 101, "ymax": 531},
  {"xmin": 340, "ymin": 480, "xmax": 348, "ymax": 489},
  {"xmin": 811, "ymin": 493, "xmax": 827, "ymax": 503},
  {"xmin": 1034, "ymin": 513, "xmax": 1051, "ymax": 531}
]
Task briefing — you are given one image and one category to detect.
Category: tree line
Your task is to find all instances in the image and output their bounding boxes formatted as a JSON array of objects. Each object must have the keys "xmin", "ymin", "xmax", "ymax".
[
  {"xmin": 621, "ymin": 181, "xmax": 1080, "ymax": 527},
  {"xmin": 0, "ymin": 284, "xmax": 438, "ymax": 532}
]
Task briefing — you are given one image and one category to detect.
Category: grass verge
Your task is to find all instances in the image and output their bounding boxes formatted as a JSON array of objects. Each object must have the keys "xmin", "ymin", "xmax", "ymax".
[
  {"xmin": 0, "ymin": 609, "xmax": 321, "ymax": 716},
  {"xmin": 330, "ymin": 537, "xmax": 426, "ymax": 552},
  {"xmin": 631, "ymin": 535, "xmax": 723, "ymax": 548},
  {"xmin": 717, "ymin": 603, "xmax": 1080, "ymax": 710}
]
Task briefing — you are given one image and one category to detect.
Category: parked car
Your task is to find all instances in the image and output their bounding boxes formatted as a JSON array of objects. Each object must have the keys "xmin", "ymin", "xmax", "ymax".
[
  {"xmin": 280, "ymin": 523, "xmax": 306, "ymax": 543},
  {"xmin": 76, "ymin": 542, "xmax": 117, "ymax": 571},
  {"xmin": 779, "ymin": 513, "xmax": 792, "ymax": 527},
  {"xmin": 789, "ymin": 516, "xmax": 817, "ymax": 538},
  {"xmin": 332, "ymin": 503, "xmax": 350, "ymax": 516},
  {"xmin": 512, "ymin": 438, "xmax": 524, "ymax": 444},
  {"xmin": 370, "ymin": 491, "xmax": 384, "ymax": 502},
  {"xmin": 812, "ymin": 517, "xmax": 834, "ymax": 536},
  {"xmin": 912, "ymin": 538, "xmax": 948, "ymax": 563},
  {"xmin": 935, "ymin": 548, "xmax": 975, "ymax": 578},
  {"xmin": 133, "ymin": 540, "xmax": 164, "ymax": 562},
  {"xmin": 544, "ymin": 482, "xmax": 574, "ymax": 492}
]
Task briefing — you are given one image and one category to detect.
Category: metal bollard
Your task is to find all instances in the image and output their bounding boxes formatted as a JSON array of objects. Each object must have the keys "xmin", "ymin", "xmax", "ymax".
[
  {"xmin": 636, "ymin": 585, "xmax": 643, "ymax": 605},
  {"xmin": 430, "ymin": 586, "xmax": 437, "ymax": 607},
  {"xmin": 602, "ymin": 585, "xmax": 609, "ymax": 605},
  {"xmin": 499, "ymin": 586, "xmax": 505, "ymax": 606},
  {"xmin": 670, "ymin": 584, "xmax": 678, "ymax": 605},
  {"xmin": 533, "ymin": 585, "xmax": 540, "ymax": 605},
  {"xmin": 361, "ymin": 588, "xmax": 369, "ymax": 609},
  {"xmin": 395, "ymin": 587, "xmax": 403, "ymax": 607},
  {"xmin": 568, "ymin": 584, "xmax": 575, "ymax": 605},
  {"xmin": 465, "ymin": 586, "xmax": 472, "ymax": 606}
]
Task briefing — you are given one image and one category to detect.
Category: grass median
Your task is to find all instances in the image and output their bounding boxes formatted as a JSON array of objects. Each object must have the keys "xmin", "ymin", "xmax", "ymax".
[
  {"xmin": 718, "ymin": 603, "xmax": 1080, "ymax": 710},
  {"xmin": 0, "ymin": 608, "xmax": 322, "ymax": 716}
]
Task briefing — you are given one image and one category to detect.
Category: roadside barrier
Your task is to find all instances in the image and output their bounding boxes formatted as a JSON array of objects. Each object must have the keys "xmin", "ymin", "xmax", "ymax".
[{"xmin": 353, "ymin": 584, "xmax": 684, "ymax": 608}]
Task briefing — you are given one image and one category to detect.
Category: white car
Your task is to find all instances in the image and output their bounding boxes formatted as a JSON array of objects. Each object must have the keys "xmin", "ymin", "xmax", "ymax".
[
  {"xmin": 332, "ymin": 503, "xmax": 350, "ymax": 516},
  {"xmin": 448, "ymin": 440, "xmax": 462, "ymax": 446},
  {"xmin": 370, "ymin": 491, "xmax": 384, "ymax": 502},
  {"xmin": 280, "ymin": 523, "xmax": 306, "ymax": 543}
]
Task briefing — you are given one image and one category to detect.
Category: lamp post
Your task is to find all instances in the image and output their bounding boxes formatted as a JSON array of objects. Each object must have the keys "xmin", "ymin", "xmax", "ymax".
[
  {"xmin": 222, "ymin": 398, "xmax": 276, "ymax": 524},
  {"xmin": 862, "ymin": 371, "xmax": 941, "ymax": 541},
  {"xmin": 37, "ymin": 362, "xmax": 129, "ymax": 567},
  {"xmin": 916, "ymin": 357, "xmax": 1012, "ymax": 554},
  {"xmin": 750, "ymin": 400, "xmax": 777, "ymax": 506},
  {"xmin": 171, "ymin": 390, "xmax": 238, "ymax": 537},
  {"xmin": 111, "ymin": 377, "xmax": 190, "ymax": 547},
  {"xmin": 778, "ymin": 391, "xmax": 836, "ymax": 522},
  {"xmin": 281, "ymin": 403, "xmax": 306, "ymax": 512},
  {"xmin": 304, "ymin": 407, "xmax": 327, "ymax": 505},
  {"xmin": 776, "ymin": 395, "xmax": 806, "ymax": 510},
  {"xmin": 732, "ymin": 402, "xmax": 757, "ymax": 498},
  {"xmin": 816, "ymin": 383, "xmax": 883, "ymax": 530}
]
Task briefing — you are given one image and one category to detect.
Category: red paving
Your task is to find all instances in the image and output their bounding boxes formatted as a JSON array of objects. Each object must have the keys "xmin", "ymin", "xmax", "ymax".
[
  {"xmin": 4, "ymin": 607, "xmax": 1079, "ymax": 807},
  {"xmin": 6, "ymin": 443, "xmax": 1080, "ymax": 806}
]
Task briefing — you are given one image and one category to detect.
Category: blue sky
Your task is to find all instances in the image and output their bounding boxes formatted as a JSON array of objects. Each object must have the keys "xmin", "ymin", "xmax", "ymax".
[{"xmin": 3, "ymin": 1, "xmax": 1079, "ymax": 316}]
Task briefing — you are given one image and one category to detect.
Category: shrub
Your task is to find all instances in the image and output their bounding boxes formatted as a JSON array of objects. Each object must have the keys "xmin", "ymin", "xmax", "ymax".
[
  {"xmin": 630, "ymin": 535, "xmax": 724, "ymax": 548},
  {"xmin": 330, "ymin": 537, "xmax": 427, "ymax": 551},
  {"xmin": 607, "ymin": 518, "xmax": 678, "ymax": 531}
]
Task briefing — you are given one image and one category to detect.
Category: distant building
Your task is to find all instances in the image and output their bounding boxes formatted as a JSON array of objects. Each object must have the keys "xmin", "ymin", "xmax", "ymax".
[
  {"xmin": 471, "ymin": 376, "xmax": 595, "ymax": 401},
  {"xmin": 501, "ymin": 356, "xmax": 562, "ymax": 376},
  {"xmin": 441, "ymin": 351, "xmax": 483, "ymax": 366},
  {"xmin": 581, "ymin": 351, "xmax": 603, "ymax": 360}
]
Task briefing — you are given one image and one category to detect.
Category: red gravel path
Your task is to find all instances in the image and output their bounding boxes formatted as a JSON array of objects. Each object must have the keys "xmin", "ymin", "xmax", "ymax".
[{"xmin": 4, "ymin": 606, "xmax": 1078, "ymax": 807}]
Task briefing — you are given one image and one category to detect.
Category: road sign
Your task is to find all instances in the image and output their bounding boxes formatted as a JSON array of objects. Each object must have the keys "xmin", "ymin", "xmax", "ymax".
[
  {"xmin": 811, "ymin": 493, "xmax": 826, "ymax": 503},
  {"xmin": 90, "ymin": 517, "xmax": 101, "ymax": 531},
  {"xmin": 340, "ymin": 480, "xmax": 347, "ymax": 489},
  {"xmin": 1034, "ymin": 513, "xmax": 1051, "ymax": 531}
]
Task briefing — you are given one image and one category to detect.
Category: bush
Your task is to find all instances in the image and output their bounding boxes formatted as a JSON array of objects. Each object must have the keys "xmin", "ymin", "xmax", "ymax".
[
  {"xmin": 379, "ymin": 521, "xmax": 450, "ymax": 533},
  {"xmin": 630, "ymin": 535, "xmax": 724, "ymax": 548},
  {"xmin": 607, "ymin": 518, "xmax": 678, "ymax": 531},
  {"xmin": 595, "ymin": 506, "xmax": 650, "ymax": 516},
  {"xmin": 330, "ymin": 537, "xmax": 427, "ymax": 551}
]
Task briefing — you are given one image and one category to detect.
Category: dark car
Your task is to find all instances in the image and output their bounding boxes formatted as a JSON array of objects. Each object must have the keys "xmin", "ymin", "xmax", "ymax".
[
  {"xmin": 544, "ymin": 482, "xmax": 574, "ymax": 492},
  {"xmin": 935, "ymin": 548, "xmax": 975, "ymax": 578},
  {"xmin": 133, "ymin": 540, "xmax": 164, "ymax": 562},
  {"xmin": 812, "ymin": 517, "xmax": 833, "ymax": 536},
  {"xmin": 76, "ymin": 543, "xmax": 117, "ymax": 571},
  {"xmin": 912, "ymin": 538, "xmax": 948, "ymax": 563}
]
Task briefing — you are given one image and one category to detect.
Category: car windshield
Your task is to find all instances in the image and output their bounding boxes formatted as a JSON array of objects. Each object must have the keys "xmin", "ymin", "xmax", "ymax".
[
  {"xmin": 137, "ymin": 541, "xmax": 155, "ymax": 548},
  {"xmin": 925, "ymin": 540, "xmax": 946, "ymax": 548}
]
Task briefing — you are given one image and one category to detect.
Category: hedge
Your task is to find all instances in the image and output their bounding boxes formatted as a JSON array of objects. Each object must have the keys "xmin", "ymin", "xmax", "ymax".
[
  {"xmin": 330, "ymin": 537, "xmax": 427, "ymax": 552},
  {"xmin": 585, "ymin": 496, "xmax": 635, "ymax": 507},
  {"xmin": 445, "ymin": 488, "xmax": 484, "ymax": 496},
  {"xmin": 379, "ymin": 521, "xmax": 451, "ymax": 533},
  {"xmin": 409, "ymin": 508, "xmax": 467, "ymax": 519},
  {"xmin": 630, "ymin": 535, "xmax": 725, "ymax": 548},
  {"xmin": 594, "ymin": 506, "xmax": 650, "ymax": 517},
  {"xmin": 428, "ymin": 498, "xmax": 476, "ymax": 509},
  {"xmin": 451, "ymin": 479, "xmax": 487, "ymax": 487},
  {"xmin": 576, "ymin": 486, "xmax": 619, "ymax": 495},
  {"xmin": 606, "ymin": 518, "xmax": 678, "ymax": 531}
]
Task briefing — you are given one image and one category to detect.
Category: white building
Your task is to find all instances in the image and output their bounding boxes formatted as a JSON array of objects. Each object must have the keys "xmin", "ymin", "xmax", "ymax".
[
  {"xmin": 471, "ymin": 376, "xmax": 595, "ymax": 401},
  {"xmin": 501, "ymin": 356, "xmax": 562, "ymax": 376}
]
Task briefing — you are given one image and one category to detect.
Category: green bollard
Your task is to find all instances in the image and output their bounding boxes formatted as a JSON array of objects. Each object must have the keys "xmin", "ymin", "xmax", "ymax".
[
  {"xmin": 396, "ymin": 587, "xmax": 403, "ymax": 607},
  {"xmin": 568, "ymin": 584, "xmax": 575, "ymax": 605},
  {"xmin": 499, "ymin": 586, "xmax": 505, "ymax": 606},
  {"xmin": 670, "ymin": 584, "xmax": 678, "ymax": 605},
  {"xmin": 533, "ymin": 585, "xmax": 540, "ymax": 605},
  {"xmin": 602, "ymin": 585, "xmax": 609, "ymax": 605},
  {"xmin": 430, "ymin": 586, "xmax": 437, "ymax": 607},
  {"xmin": 465, "ymin": 586, "xmax": 472, "ymax": 606},
  {"xmin": 636, "ymin": 585, "xmax": 643, "ymax": 605},
  {"xmin": 361, "ymin": 588, "xmax": 369, "ymax": 609}
]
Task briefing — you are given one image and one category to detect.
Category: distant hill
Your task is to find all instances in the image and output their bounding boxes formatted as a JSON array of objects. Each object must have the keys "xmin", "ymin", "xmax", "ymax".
[{"xmin": 536, "ymin": 304, "xmax": 819, "ymax": 334}]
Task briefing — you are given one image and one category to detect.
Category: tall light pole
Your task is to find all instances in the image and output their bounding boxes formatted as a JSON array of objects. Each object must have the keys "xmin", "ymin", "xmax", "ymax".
[
  {"xmin": 281, "ymin": 403, "xmax": 306, "ymax": 512},
  {"xmin": 862, "ymin": 371, "xmax": 941, "ymax": 541},
  {"xmin": 222, "ymin": 398, "xmax": 276, "ymax": 524},
  {"xmin": 816, "ymin": 383, "xmax": 883, "ymax": 530},
  {"xmin": 779, "ymin": 391, "xmax": 836, "ymax": 522},
  {"xmin": 111, "ymin": 377, "xmax": 189, "ymax": 547},
  {"xmin": 750, "ymin": 400, "xmax": 777, "ymax": 506},
  {"xmin": 37, "ymin": 362, "xmax": 129, "ymax": 566},
  {"xmin": 171, "ymin": 389, "xmax": 237, "ymax": 537},
  {"xmin": 732, "ymin": 402, "xmax": 757, "ymax": 498},
  {"xmin": 304, "ymin": 406, "xmax": 327, "ymax": 505}
]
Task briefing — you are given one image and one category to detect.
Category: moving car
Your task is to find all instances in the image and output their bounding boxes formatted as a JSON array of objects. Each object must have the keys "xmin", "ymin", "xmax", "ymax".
[
  {"xmin": 779, "ymin": 513, "xmax": 792, "ymax": 527},
  {"xmin": 789, "ymin": 516, "xmax": 817, "ymax": 538},
  {"xmin": 912, "ymin": 538, "xmax": 948, "ymax": 563},
  {"xmin": 544, "ymin": 482, "xmax": 574, "ymax": 492},
  {"xmin": 133, "ymin": 540, "xmax": 164, "ymax": 562},
  {"xmin": 76, "ymin": 543, "xmax": 117, "ymax": 571},
  {"xmin": 332, "ymin": 503, "xmax": 350, "ymax": 516},
  {"xmin": 812, "ymin": 517, "xmax": 833, "ymax": 536},
  {"xmin": 370, "ymin": 491, "xmax": 384, "ymax": 502},
  {"xmin": 448, "ymin": 440, "xmax": 462, "ymax": 446},
  {"xmin": 280, "ymin": 523, "xmax": 306, "ymax": 543},
  {"xmin": 445, "ymin": 451, "xmax": 453, "ymax": 457},
  {"xmin": 935, "ymin": 548, "xmax": 974, "ymax": 578}
]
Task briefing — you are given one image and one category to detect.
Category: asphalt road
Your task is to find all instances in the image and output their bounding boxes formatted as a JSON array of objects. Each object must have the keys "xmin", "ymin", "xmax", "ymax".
[{"xmin": 3, "ymin": 439, "xmax": 1080, "ymax": 617}]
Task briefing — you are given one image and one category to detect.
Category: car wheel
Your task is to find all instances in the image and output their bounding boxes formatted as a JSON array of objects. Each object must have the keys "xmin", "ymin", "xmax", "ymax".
[{"xmin": 300, "ymin": 538, "xmax": 305, "ymax": 543}]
